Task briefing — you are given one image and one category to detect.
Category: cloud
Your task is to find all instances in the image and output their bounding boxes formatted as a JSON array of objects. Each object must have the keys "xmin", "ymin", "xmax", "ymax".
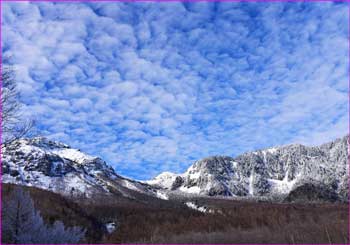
[{"xmin": 2, "ymin": 2, "xmax": 348, "ymax": 180}]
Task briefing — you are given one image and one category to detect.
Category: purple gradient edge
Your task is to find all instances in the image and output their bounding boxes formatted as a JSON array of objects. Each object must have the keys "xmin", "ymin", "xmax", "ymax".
[
  {"xmin": 348, "ymin": 2, "xmax": 350, "ymax": 245},
  {"xmin": 0, "ymin": 0, "xmax": 349, "ymax": 245},
  {"xmin": 1, "ymin": 0, "xmax": 3, "ymax": 243},
  {"xmin": 1, "ymin": 0, "xmax": 349, "ymax": 2}
]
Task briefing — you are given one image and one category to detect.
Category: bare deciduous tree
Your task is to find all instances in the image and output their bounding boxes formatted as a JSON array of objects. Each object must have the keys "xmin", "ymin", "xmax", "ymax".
[
  {"xmin": 2, "ymin": 187, "xmax": 86, "ymax": 244},
  {"xmin": 1, "ymin": 60, "xmax": 33, "ymax": 146},
  {"xmin": 2, "ymin": 187, "xmax": 44, "ymax": 243}
]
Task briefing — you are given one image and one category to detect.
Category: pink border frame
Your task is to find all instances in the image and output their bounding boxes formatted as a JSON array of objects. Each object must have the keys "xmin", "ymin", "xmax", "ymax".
[
  {"xmin": 0, "ymin": 0, "xmax": 349, "ymax": 244},
  {"xmin": 0, "ymin": 0, "xmax": 349, "ymax": 2}
]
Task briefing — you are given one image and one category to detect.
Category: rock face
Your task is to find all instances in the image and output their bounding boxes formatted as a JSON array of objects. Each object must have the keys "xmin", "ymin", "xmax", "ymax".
[
  {"xmin": 2, "ymin": 137, "xmax": 158, "ymax": 198},
  {"xmin": 147, "ymin": 136, "xmax": 349, "ymax": 202},
  {"xmin": 284, "ymin": 183, "xmax": 339, "ymax": 203}
]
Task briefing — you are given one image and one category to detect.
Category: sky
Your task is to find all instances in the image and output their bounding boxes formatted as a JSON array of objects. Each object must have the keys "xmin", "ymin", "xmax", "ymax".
[{"xmin": 2, "ymin": 2, "xmax": 348, "ymax": 180}]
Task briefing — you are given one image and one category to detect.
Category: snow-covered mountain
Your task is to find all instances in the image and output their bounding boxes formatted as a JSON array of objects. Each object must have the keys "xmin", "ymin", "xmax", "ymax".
[
  {"xmin": 2, "ymin": 136, "xmax": 348, "ymax": 202},
  {"xmin": 2, "ymin": 137, "xmax": 159, "ymax": 199},
  {"xmin": 147, "ymin": 136, "xmax": 349, "ymax": 202}
]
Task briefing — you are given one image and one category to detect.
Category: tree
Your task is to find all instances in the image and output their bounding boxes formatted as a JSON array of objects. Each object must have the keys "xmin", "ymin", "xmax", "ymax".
[
  {"xmin": 2, "ymin": 187, "xmax": 44, "ymax": 243},
  {"xmin": 1, "ymin": 59, "xmax": 33, "ymax": 146},
  {"xmin": 2, "ymin": 187, "xmax": 86, "ymax": 244},
  {"xmin": 44, "ymin": 221, "xmax": 86, "ymax": 244}
]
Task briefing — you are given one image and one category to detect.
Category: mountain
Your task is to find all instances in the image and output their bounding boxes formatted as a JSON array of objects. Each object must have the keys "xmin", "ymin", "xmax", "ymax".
[
  {"xmin": 2, "ymin": 136, "xmax": 348, "ymax": 203},
  {"xmin": 2, "ymin": 137, "xmax": 161, "ymax": 200},
  {"xmin": 147, "ymin": 136, "xmax": 349, "ymax": 202}
]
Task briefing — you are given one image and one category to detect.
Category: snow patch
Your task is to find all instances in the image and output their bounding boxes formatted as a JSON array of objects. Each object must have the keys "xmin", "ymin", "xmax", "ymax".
[
  {"xmin": 188, "ymin": 171, "xmax": 200, "ymax": 180},
  {"xmin": 231, "ymin": 161, "xmax": 238, "ymax": 168},
  {"xmin": 146, "ymin": 171, "xmax": 178, "ymax": 189},
  {"xmin": 249, "ymin": 172, "xmax": 254, "ymax": 196},
  {"xmin": 51, "ymin": 148, "xmax": 94, "ymax": 164},
  {"xmin": 18, "ymin": 144, "xmax": 39, "ymax": 155},
  {"xmin": 122, "ymin": 180, "xmax": 140, "ymax": 192},
  {"xmin": 179, "ymin": 186, "xmax": 201, "ymax": 194},
  {"xmin": 262, "ymin": 151, "xmax": 267, "ymax": 163},
  {"xmin": 268, "ymin": 171, "xmax": 298, "ymax": 194},
  {"xmin": 105, "ymin": 222, "xmax": 117, "ymax": 234},
  {"xmin": 156, "ymin": 191, "xmax": 169, "ymax": 200},
  {"xmin": 65, "ymin": 174, "xmax": 89, "ymax": 193},
  {"xmin": 185, "ymin": 202, "xmax": 212, "ymax": 213},
  {"xmin": 266, "ymin": 147, "xmax": 278, "ymax": 154}
]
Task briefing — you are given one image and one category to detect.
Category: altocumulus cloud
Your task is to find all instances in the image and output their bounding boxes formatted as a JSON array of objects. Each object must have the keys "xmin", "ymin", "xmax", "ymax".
[{"xmin": 2, "ymin": 2, "xmax": 348, "ymax": 180}]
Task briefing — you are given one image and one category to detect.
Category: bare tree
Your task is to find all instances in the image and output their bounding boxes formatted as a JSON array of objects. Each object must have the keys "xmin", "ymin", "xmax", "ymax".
[
  {"xmin": 2, "ymin": 187, "xmax": 86, "ymax": 244},
  {"xmin": 2, "ymin": 59, "xmax": 33, "ymax": 147},
  {"xmin": 2, "ymin": 187, "xmax": 44, "ymax": 243},
  {"xmin": 44, "ymin": 221, "xmax": 86, "ymax": 244}
]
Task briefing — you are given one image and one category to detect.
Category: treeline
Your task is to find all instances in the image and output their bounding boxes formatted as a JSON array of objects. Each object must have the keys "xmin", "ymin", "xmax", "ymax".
[{"xmin": 2, "ymin": 185, "xmax": 86, "ymax": 244}]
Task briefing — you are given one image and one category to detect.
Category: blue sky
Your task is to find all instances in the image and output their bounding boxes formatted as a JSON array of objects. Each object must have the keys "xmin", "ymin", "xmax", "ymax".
[{"xmin": 2, "ymin": 2, "xmax": 348, "ymax": 180}]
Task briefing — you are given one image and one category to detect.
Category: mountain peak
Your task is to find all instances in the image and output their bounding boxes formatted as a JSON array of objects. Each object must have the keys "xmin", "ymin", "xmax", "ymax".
[
  {"xmin": 2, "ymin": 137, "xmax": 163, "ymax": 200},
  {"xmin": 146, "ymin": 171, "xmax": 180, "ymax": 189},
  {"xmin": 22, "ymin": 137, "xmax": 70, "ymax": 149},
  {"xmin": 2, "ymin": 138, "xmax": 116, "ymax": 197},
  {"xmin": 147, "ymin": 136, "xmax": 348, "ymax": 201}
]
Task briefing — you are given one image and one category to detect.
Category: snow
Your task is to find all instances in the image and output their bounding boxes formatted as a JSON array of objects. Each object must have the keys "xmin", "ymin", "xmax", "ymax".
[
  {"xmin": 261, "ymin": 147, "xmax": 278, "ymax": 162},
  {"xmin": 18, "ymin": 166, "xmax": 26, "ymax": 182},
  {"xmin": 146, "ymin": 171, "xmax": 178, "ymax": 189},
  {"xmin": 156, "ymin": 191, "xmax": 169, "ymax": 200},
  {"xmin": 15, "ymin": 139, "xmax": 95, "ymax": 166},
  {"xmin": 185, "ymin": 165, "xmax": 201, "ymax": 180},
  {"xmin": 268, "ymin": 170, "xmax": 298, "ymax": 194},
  {"xmin": 231, "ymin": 161, "xmax": 238, "ymax": 168},
  {"xmin": 2, "ymin": 137, "xmax": 162, "ymax": 199},
  {"xmin": 185, "ymin": 202, "xmax": 213, "ymax": 213},
  {"xmin": 179, "ymin": 186, "xmax": 201, "ymax": 194},
  {"xmin": 266, "ymin": 147, "xmax": 278, "ymax": 154},
  {"xmin": 3, "ymin": 135, "xmax": 347, "ymax": 202},
  {"xmin": 122, "ymin": 180, "xmax": 140, "ymax": 192},
  {"xmin": 188, "ymin": 171, "xmax": 200, "ymax": 180},
  {"xmin": 2, "ymin": 170, "xmax": 95, "ymax": 198},
  {"xmin": 249, "ymin": 172, "xmax": 254, "ymax": 196},
  {"xmin": 262, "ymin": 151, "xmax": 267, "ymax": 163},
  {"xmin": 260, "ymin": 147, "xmax": 278, "ymax": 162},
  {"xmin": 65, "ymin": 174, "xmax": 89, "ymax": 193},
  {"xmin": 105, "ymin": 222, "xmax": 116, "ymax": 234},
  {"xmin": 18, "ymin": 144, "xmax": 38, "ymax": 155},
  {"xmin": 50, "ymin": 148, "xmax": 94, "ymax": 164},
  {"xmin": 122, "ymin": 180, "xmax": 145, "ymax": 192}
]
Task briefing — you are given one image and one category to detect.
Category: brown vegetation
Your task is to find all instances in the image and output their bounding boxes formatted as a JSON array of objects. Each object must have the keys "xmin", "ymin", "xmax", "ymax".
[
  {"xmin": 103, "ymin": 199, "xmax": 348, "ymax": 244},
  {"xmin": 2, "ymin": 184, "xmax": 349, "ymax": 244}
]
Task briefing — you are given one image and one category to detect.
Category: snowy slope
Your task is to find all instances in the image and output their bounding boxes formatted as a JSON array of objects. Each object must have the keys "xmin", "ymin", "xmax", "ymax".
[
  {"xmin": 146, "ymin": 172, "xmax": 179, "ymax": 189},
  {"xmin": 2, "ymin": 137, "xmax": 159, "ymax": 199},
  {"xmin": 148, "ymin": 136, "xmax": 349, "ymax": 201}
]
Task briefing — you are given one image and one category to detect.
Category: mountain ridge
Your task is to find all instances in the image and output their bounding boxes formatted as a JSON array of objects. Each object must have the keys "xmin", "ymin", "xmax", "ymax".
[
  {"xmin": 2, "ymin": 135, "xmax": 348, "ymax": 202},
  {"xmin": 147, "ymin": 135, "xmax": 349, "ymax": 202},
  {"xmin": 2, "ymin": 137, "xmax": 161, "ymax": 200}
]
